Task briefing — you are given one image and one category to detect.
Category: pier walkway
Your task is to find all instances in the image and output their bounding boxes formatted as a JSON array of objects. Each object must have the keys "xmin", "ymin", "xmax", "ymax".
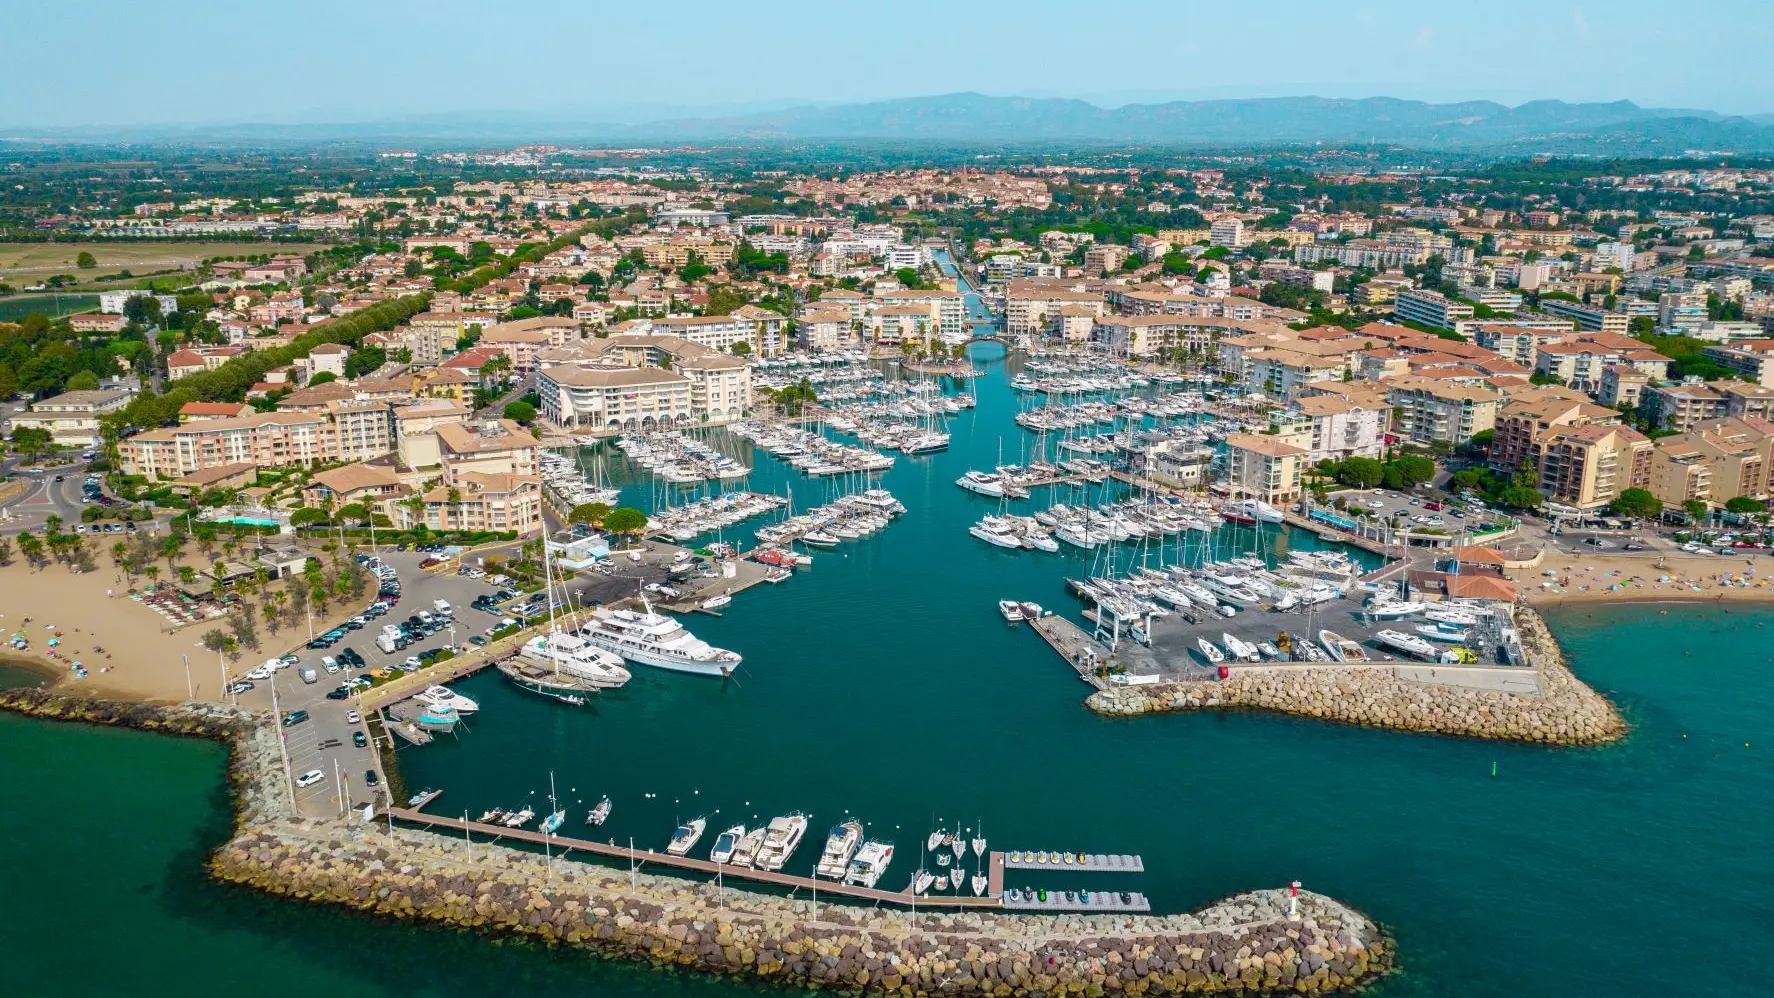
[
  {"xmin": 1028, "ymin": 615, "xmax": 1111, "ymax": 690},
  {"xmin": 1003, "ymin": 851, "xmax": 1144, "ymax": 873},
  {"xmin": 385, "ymin": 808, "xmax": 1007, "ymax": 910}
]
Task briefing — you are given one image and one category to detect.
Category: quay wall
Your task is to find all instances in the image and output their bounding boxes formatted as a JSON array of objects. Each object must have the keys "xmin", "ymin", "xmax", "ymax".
[
  {"xmin": 1086, "ymin": 608, "xmax": 1625, "ymax": 746},
  {"xmin": 0, "ymin": 686, "xmax": 1395, "ymax": 995}
]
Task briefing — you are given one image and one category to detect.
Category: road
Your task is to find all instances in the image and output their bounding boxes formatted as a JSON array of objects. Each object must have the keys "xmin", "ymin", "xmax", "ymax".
[{"xmin": 0, "ymin": 458, "xmax": 107, "ymax": 535}]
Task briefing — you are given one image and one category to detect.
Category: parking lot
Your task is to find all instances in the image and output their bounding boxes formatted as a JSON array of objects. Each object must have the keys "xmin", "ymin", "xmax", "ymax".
[{"xmin": 1328, "ymin": 488, "xmax": 1507, "ymax": 535}]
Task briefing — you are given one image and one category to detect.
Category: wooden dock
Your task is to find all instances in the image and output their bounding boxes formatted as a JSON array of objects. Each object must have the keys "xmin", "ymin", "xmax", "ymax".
[
  {"xmin": 1003, "ymin": 851, "xmax": 1144, "ymax": 872},
  {"xmin": 385, "ymin": 808, "xmax": 1005, "ymax": 910},
  {"xmin": 1028, "ymin": 614, "xmax": 1111, "ymax": 690}
]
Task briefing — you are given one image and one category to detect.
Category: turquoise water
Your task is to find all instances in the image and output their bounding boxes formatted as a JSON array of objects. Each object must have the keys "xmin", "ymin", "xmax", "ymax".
[{"xmin": 3, "ymin": 349, "xmax": 1772, "ymax": 996}]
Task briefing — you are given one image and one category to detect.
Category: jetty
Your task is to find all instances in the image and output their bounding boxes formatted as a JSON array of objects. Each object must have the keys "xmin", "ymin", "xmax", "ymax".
[
  {"xmin": 1028, "ymin": 614, "xmax": 1112, "ymax": 690},
  {"xmin": 1002, "ymin": 851, "xmax": 1145, "ymax": 873},
  {"xmin": 385, "ymin": 807, "xmax": 1007, "ymax": 909}
]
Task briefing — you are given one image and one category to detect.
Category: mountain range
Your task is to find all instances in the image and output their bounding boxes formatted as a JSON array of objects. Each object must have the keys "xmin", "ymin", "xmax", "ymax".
[{"xmin": 11, "ymin": 94, "xmax": 1774, "ymax": 153}]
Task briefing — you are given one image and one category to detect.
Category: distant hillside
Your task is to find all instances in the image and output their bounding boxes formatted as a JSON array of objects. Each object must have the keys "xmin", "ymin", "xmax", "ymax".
[{"xmin": 621, "ymin": 93, "xmax": 1774, "ymax": 152}]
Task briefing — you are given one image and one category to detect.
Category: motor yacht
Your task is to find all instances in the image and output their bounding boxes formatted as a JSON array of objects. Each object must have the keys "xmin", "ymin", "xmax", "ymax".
[
  {"xmin": 970, "ymin": 516, "xmax": 1023, "ymax": 549},
  {"xmin": 755, "ymin": 813, "xmax": 809, "ymax": 871},
  {"xmin": 1375, "ymin": 629, "xmax": 1439, "ymax": 660},
  {"xmin": 1318, "ymin": 630, "xmax": 1370, "ymax": 662},
  {"xmin": 578, "ymin": 602, "xmax": 742, "ymax": 677},
  {"xmin": 845, "ymin": 841, "xmax": 895, "ymax": 887},
  {"xmin": 666, "ymin": 817, "xmax": 707, "ymax": 856},
  {"xmin": 815, "ymin": 820, "xmax": 864, "ymax": 879},
  {"xmin": 418, "ymin": 685, "xmax": 479, "ymax": 713},
  {"xmin": 709, "ymin": 824, "xmax": 746, "ymax": 864}
]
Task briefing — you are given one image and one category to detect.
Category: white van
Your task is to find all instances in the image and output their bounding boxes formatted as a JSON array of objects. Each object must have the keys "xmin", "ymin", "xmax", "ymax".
[
  {"xmin": 432, "ymin": 599, "xmax": 452, "ymax": 615},
  {"xmin": 299, "ymin": 666, "xmax": 318, "ymax": 684},
  {"xmin": 322, "ymin": 656, "xmax": 340, "ymax": 674}
]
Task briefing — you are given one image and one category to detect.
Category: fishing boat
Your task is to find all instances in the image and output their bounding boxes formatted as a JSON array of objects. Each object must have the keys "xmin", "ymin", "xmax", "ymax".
[
  {"xmin": 709, "ymin": 824, "xmax": 747, "ymax": 864},
  {"xmin": 701, "ymin": 592, "xmax": 733, "ymax": 611},
  {"xmin": 1318, "ymin": 630, "xmax": 1370, "ymax": 662},
  {"xmin": 503, "ymin": 806, "xmax": 535, "ymax": 828},
  {"xmin": 666, "ymin": 817, "xmax": 707, "ymax": 856},
  {"xmin": 1375, "ymin": 629, "xmax": 1439, "ymax": 660},
  {"xmin": 845, "ymin": 840, "xmax": 895, "ymax": 888},
  {"xmin": 815, "ymin": 820, "xmax": 864, "ymax": 880},
  {"xmin": 755, "ymin": 813, "xmax": 810, "ymax": 871},
  {"xmin": 586, "ymin": 797, "xmax": 612, "ymax": 826},
  {"xmin": 1196, "ymin": 637, "xmax": 1225, "ymax": 664},
  {"xmin": 998, "ymin": 599, "xmax": 1027, "ymax": 622},
  {"xmin": 729, "ymin": 826, "xmax": 768, "ymax": 868}
]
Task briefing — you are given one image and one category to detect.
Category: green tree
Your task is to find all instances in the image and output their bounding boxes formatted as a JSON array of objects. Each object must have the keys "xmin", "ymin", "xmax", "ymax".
[
  {"xmin": 1725, "ymin": 496, "xmax": 1766, "ymax": 515},
  {"xmin": 307, "ymin": 371, "xmax": 337, "ymax": 387},
  {"xmin": 502, "ymin": 400, "xmax": 538, "ymax": 424},
  {"xmin": 1612, "ymin": 488, "xmax": 1662, "ymax": 520},
  {"xmin": 9, "ymin": 426, "xmax": 51, "ymax": 456},
  {"xmin": 568, "ymin": 502, "xmax": 611, "ymax": 526},
  {"xmin": 1683, "ymin": 499, "xmax": 1710, "ymax": 522},
  {"xmin": 75, "ymin": 251, "xmax": 96, "ymax": 269},
  {"xmin": 1497, "ymin": 485, "xmax": 1544, "ymax": 510},
  {"xmin": 601, "ymin": 506, "xmax": 649, "ymax": 537},
  {"xmin": 64, "ymin": 370, "xmax": 99, "ymax": 391},
  {"xmin": 1334, "ymin": 457, "xmax": 1385, "ymax": 489}
]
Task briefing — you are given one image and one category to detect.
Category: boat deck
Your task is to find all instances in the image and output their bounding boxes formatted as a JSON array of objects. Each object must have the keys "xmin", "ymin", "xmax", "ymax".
[
  {"xmin": 1002, "ymin": 851, "xmax": 1144, "ymax": 873},
  {"xmin": 384, "ymin": 808, "xmax": 1007, "ymax": 909}
]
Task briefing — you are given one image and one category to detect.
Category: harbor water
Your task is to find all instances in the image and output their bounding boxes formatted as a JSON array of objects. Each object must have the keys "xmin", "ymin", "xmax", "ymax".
[{"xmin": 4, "ymin": 349, "xmax": 1772, "ymax": 995}]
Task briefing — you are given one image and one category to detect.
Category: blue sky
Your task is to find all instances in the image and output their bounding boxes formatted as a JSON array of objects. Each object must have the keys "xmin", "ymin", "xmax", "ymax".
[{"xmin": 5, "ymin": 0, "xmax": 1772, "ymax": 127}]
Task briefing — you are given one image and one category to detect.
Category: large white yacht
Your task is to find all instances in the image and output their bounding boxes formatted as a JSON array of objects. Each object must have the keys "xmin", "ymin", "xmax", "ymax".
[
  {"xmin": 755, "ymin": 813, "xmax": 810, "ymax": 872},
  {"xmin": 578, "ymin": 601, "xmax": 742, "ymax": 677},
  {"xmin": 418, "ymin": 685, "xmax": 479, "ymax": 713},
  {"xmin": 955, "ymin": 470, "xmax": 1007, "ymax": 497},
  {"xmin": 844, "ymin": 840, "xmax": 895, "ymax": 888},
  {"xmin": 815, "ymin": 820, "xmax": 864, "ymax": 880},
  {"xmin": 516, "ymin": 633, "xmax": 632, "ymax": 689},
  {"xmin": 969, "ymin": 516, "xmax": 1023, "ymax": 549}
]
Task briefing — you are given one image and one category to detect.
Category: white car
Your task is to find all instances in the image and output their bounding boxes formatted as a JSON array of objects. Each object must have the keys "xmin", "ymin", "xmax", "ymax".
[
  {"xmin": 245, "ymin": 666, "xmax": 273, "ymax": 681},
  {"xmin": 345, "ymin": 710, "xmax": 361, "ymax": 724},
  {"xmin": 295, "ymin": 770, "xmax": 325, "ymax": 789}
]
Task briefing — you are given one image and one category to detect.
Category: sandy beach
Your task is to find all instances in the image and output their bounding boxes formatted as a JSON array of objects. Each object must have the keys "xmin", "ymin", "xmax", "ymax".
[
  {"xmin": 0, "ymin": 555, "xmax": 364, "ymax": 703},
  {"xmin": 1511, "ymin": 549, "xmax": 1774, "ymax": 607}
]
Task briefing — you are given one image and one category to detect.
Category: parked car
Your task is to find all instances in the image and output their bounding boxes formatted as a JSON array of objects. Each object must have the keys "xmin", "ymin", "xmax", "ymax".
[
  {"xmin": 364, "ymin": 769, "xmax": 379, "ymax": 786},
  {"xmin": 295, "ymin": 770, "xmax": 325, "ymax": 789},
  {"xmin": 281, "ymin": 710, "xmax": 309, "ymax": 727},
  {"xmin": 345, "ymin": 710, "xmax": 360, "ymax": 724},
  {"xmin": 225, "ymin": 681, "xmax": 254, "ymax": 694},
  {"xmin": 352, "ymin": 731, "xmax": 368, "ymax": 748}
]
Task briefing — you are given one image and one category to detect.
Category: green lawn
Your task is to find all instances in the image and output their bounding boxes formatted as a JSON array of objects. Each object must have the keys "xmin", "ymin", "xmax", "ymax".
[{"xmin": 0, "ymin": 294, "xmax": 98, "ymax": 322}]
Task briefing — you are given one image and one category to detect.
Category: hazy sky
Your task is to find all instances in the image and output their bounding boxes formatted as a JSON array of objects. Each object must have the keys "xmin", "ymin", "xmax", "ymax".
[{"xmin": 6, "ymin": 0, "xmax": 1773, "ymax": 127}]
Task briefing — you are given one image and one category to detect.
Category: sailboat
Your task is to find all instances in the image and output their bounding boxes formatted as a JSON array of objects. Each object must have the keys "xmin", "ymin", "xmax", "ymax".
[
  {"xmin": 499, "ymin": 527, "xmax": 631, "ymax": 698},
  {"xmin": 538, "ymin": 772, "xmax": 566, "ymax": 835}
]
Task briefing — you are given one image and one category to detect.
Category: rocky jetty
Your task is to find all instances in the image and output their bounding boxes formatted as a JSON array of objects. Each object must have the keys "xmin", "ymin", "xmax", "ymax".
[
  {"xmin": 3, "ymin": 684, "xmax": 1399, "ymax": 994},
  {"xmin": 1089, "ymin": 608, "xmax": 1625, "ymax": 745}
]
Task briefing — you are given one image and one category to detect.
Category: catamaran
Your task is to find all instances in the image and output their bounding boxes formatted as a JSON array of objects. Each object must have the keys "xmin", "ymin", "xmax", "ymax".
[
  {"xmin": 578, "ymin": 598, "xmax": 743, "ymax": 677},
  {"xmin": 666, "ymin": 817, "xmax": 707, "ymax": 856},
  {"xmin": 815, "ymin": 820, "xmax": 864, "ymax": 879},
  {"xmin": 845, "ymin": 841, "xmax": 894, "ymax": 888}
]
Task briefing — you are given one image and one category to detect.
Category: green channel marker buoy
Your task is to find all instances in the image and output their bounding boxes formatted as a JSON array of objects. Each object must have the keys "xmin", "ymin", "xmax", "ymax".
[{"xmin": 1490, "ymin": 761, "xmax": 1497, "ymax": 778}]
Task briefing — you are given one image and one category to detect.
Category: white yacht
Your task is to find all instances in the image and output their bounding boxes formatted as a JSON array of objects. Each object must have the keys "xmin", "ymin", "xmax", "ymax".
[
  {"xmin": 516, "ymin": 633, "xmax": 632, "ymax": 689},
  {"xmin": 970, "ymin": 516, "xmax": 1023, "ymax": 549},
  {"xmin": 815, "ymin": 820, "xmax": 864, "ymax": 880},
  {"xmin": 1375, "ymin": 629, "xmax": 1439, "ymax": 660},
  {"xmin": 709, "ymin": 824, "xmax": 746, "ymax": 864},
  {"xmin": 955, "ymin": 470, "xmax": 1006, "ymax": 497},
  {"xmin": 755, "ymin": 813, "xmax": 809, "ymax": 871},
  {"xmin": 1318, "ymin": 630, "xmax": 1370, "ymax": 662},
  {"xmin": 1197, "ymin": 637, "xmax": 1225, "ymax": 664},
  {"xmin": 579, "ymin": 602, "xmax": 742, "ymax": 677},
  {"xmin": 1365, "ymin": 599, "xmax": 1428, "ymax": 620},
  {"xmin": 845, "ymin": 841, "xmax": 894, "ymax": 887},
  {"xmin": 418, "ymin": 685, "xmax": 479, "ymax": 714},
  {"xmin": 1221, "ymin": 633, "xmax": 1260, "ymax": 662},
  {"xmin": 666, "ymin": 817, "xmax": 707, "ymax": 857},
  {"xmin": 729, "ymin": 826, "xmax": 768, "ymax": 868}
]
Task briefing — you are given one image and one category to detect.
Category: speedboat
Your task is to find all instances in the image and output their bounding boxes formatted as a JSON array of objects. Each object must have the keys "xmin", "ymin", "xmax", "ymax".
[
  {"xmin": 970, "ymin": 516, "xmax": 1023, "ymax": 549},
  {"xmin": 845, "ymin": 840, "xmax": 895, "ymax": 887},
  {"xmin": 1319, "ymin": 630, "xmax": 1370, "ymax": 662},
  {"xmin": 702, "ymin": 593, "xmax": 732, "ymax": 610},
  {"xmin": 666, "ymin": 817, "xmax": 707, "ymax": 856},
  {"xmin": 815, "ymin": 820, "xmax": 864, "ymax": 879},
  {"xmin": 1222, "ymin": 633, "xmax": 1260, "ymax": 662},
  {"xmin": 999, "ymin": 599, "xmax": 1027, "ymax": 622},
  {"xmin": 730, "ymin": 826, "xmax": 768, "ymax": 868},
  {"xmin": 586, "ymin": 797, "xmax": 611, "ymax": 825},
  {"xmin": 709, "ymin": 824, "xmax": 746, "ymax": 864},
  {"xmin": 503, "ymin": 806, "xmax": 534, "ymax": 828},
  {"xmin": 955, "ymin": 470, "xmax": 1006, "ymax": 497},
  {"xmin": 801, "ymin": 530, "xmax": 840, "ymax": 547},
  {"xmin": 419, "ymin": 685, "xmax": 479, "ymax": 713},
  {"xmin": 1197, "ymin": 637, "xmax": 1225, "ymax": 664}
]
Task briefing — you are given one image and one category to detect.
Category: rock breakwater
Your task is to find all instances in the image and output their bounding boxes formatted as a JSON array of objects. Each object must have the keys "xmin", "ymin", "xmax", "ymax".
[
  {"xmin": 1088, "ymin": 608, "xmax": 1625, "ymax": 745},
  {"xmin": 2, "ymin": 687, "xmax": 1398, "ymax": 994}
]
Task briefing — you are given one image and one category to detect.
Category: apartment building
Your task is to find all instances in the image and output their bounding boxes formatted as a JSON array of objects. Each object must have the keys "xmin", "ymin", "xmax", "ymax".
[
  {"xmin": 480, "ymin": 317, "xmax": 580, "ymax": 373},
  {"xmin": 877, "ymin": 289, "xmax": 966, "ymax": 341},
  {"xmin": 1386, "ymin": 377, "xmax": 1502, "ymax": 446},
  {"xmin": 1597, "ymin": 365, "xmax": 1651, "ymax": 409},
  {"xmin": 537, "ymin": 366, "xmax": 695, "ymax": 433},
  {"xmin": 671, "ymin": 351, "xmax": 751, "ymax": 425},
  {"xmin": 1393, "ymin": 289, "xmax": 1475, "ymax": 330},
  {"xmin": 434, "ymin": 419, "xmax": 539, "ymax": 484},
  {"xmin": 1489, "ymin": 390, "xmax": 1628, "ymax": 480},
  {"xmin": 1532, "ymin": 339, "xmax": 1671, "ymax": 394},
  {"xmin": 643, "ymin": 314, "xmax": 755, "ymax": 354},
  {"xmin": 1539, "ymin": 298, "xmax": 1629, "ymax": 335},
  {"xmin": 795, "ymin": 308, "xmax": 853, "ymax": 352},
  {"xmin": 1535, "ymin": 423, "xmax": 1652, "ymax": 510},
  {"xmin": 1249, "ymin": 348, "xmax": 1352, "ymax": 397},
  {"xmin": 408, "ymin": 473, "xmax": 543, "ymax": 537},
  {"xmin": 120, "ymin": 401, "xmax": 393, "ymax": 478},
  {"xmin": 1639, "ymin": 381, "xmax": 1730, "ymax": 432},
  {"xmin": 1648, "ymin": 418, "xmax": 1774, "ymax": 509},
  {"xmin": 1269, "ymin": 395, "xmax": 1386, "ymax": 463},
  {"xmin": 1097, "ymin": 315, "xmax": 1269, "ymax": 359},
  {"xmin": 1208, "ymin": 218, "xmax": 1248, "ymax": 249},
  {"xmin": 1003, "ymin": 283, "xmax": 1104, "ymax": 337},
  {"xmin": 1222, "ymin": 432, "xmax": 1306, "ymax": 506},
  {"xmin": 870, "ymin": 304, "xmax": 935, "ymax": 348},
  {"xmin": 9, "ymin": 389, "xmax": 133, "ymax": 447},
  {"xmin": 729, "ymin": 305, "xmax": 787, "ymax": 356},
  {"xmin": 1471, "ymin": 324, "xmax": 1579, "ymax": 367},
  {"xmin": 1701, "ymin": 340, "xmax": 1774, "ymax": 386},
  {"xmin": 393, "ymin": 398, "xmax": 472, "ymax": 469}
]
